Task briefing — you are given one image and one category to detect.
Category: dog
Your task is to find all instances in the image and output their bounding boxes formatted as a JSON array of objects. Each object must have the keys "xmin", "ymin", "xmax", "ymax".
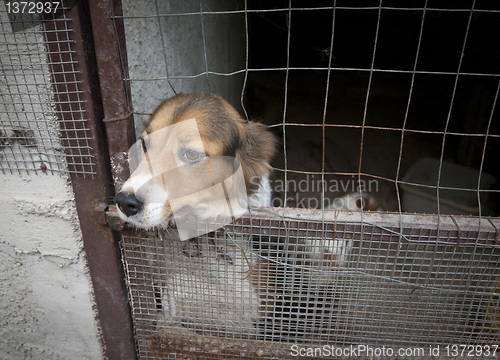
[
  {"xmin": 115, "ymin": 91, "xmax": 353, "ymax": 265},
  {"xmin": 115, "ymin": 92, "xmax": 351, "ymax": 337},
  {"xmin": 115, "ymin": 92, "xmax": 276, "ymax": 237}
]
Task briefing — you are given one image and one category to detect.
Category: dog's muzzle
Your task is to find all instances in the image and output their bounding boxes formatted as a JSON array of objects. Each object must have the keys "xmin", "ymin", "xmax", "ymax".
[{"xmin": 115, "ymin": 191, "xmax": 143, "ymax": 217}]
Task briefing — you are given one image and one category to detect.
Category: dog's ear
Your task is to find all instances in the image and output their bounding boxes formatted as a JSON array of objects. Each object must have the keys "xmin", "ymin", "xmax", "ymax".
[{"xmin": 236, "ymin": 121, "xmax": 277, "ymax": 191}]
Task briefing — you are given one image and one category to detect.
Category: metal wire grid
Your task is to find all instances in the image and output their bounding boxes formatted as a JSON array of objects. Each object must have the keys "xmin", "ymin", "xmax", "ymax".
[
  {"xmin": 121, "ymin": 215, "xmax": 500, "ymax": 358},
  {"xmin": 117, "ymin": 0, "xmax": 500, "ymax": 213},
  {"xmin": 0, "ymin": 1, "xmax": 95, "ymax": 176},
  {"xmin": 114, "ymin": 1, "xmax": 500, "ymax": 358}
]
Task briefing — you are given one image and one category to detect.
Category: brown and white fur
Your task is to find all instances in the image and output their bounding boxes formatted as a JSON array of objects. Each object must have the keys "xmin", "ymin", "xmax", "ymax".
[
  {"xmin": 115, "ymin": 92, "xmax": 276, "ymax": 234},
  {"xmin": 116, "ymin": 92, "xmax": 351, "ymax": 336},
  {"xmin": 115, "ymin": 91, "xmax": 352, "ymax": 264}
]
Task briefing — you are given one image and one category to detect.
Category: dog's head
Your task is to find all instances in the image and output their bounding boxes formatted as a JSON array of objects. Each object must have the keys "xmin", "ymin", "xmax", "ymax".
[{"xmin": 115, "ymin": 92, "xmax": 276, "ymax": 233}]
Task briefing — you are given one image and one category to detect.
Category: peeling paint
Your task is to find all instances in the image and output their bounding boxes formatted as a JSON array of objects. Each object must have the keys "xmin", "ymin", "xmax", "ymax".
[
  {"xmin": 110, "ymin": 151, "xmax": 129, "ymax": 188},
  {"xmin": 15, "ymin": 198, "xmax": 78, "ymax": 221}
]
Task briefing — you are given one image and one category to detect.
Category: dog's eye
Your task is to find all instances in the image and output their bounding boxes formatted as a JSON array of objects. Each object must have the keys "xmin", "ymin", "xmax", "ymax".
[{"xmin": 181, "ymin": 149, "xmax": 204, "ymax": 163}]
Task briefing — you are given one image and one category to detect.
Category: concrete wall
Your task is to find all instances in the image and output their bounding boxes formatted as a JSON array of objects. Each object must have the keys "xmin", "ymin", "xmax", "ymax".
[
  {"xmin": 0, "ymin": 4, "xmax": 103, "ymax": 359},
  {"xmin": 122, "ymin": 0, "xmax": 245, "ymax": 135},
  {"xmin": 0, "ymin": 176, "xmax": 102, "ymax": 360}
]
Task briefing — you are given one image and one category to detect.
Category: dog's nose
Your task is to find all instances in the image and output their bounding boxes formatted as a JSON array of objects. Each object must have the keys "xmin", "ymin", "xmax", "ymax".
[{"xmin": 115, "ymin": 192, "xmax": 143, "ymax": 217}]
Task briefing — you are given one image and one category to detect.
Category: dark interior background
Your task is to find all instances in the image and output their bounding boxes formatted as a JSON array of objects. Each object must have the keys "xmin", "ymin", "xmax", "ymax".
[{"xmin": 244, "ymin": 0, "xmax": 500, "ymax": 214}]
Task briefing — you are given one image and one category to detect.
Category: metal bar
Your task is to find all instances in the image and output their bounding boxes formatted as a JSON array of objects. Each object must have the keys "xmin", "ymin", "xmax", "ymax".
[
  {"xmin": 125, "ymin": 68, "xmax": 500, "ymax": 81},
  {"xmin": 104, "ymin": 204, "xmax": 500, "ymax": 247},
  {"xmin": 43, "ymin": 1, "xmax": 137, "ymax": 359},
  {"xmin": 88, "ymin": 0, "xmax": 136, "ymax": 193},
  {"xmin": 113, "ymin": 7, "xmax": 500, "ymax": 19}
]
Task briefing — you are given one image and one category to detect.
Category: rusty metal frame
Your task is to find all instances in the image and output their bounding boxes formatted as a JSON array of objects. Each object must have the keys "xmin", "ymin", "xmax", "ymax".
[
  {"xmin": 106, "ymin": 205, "xmax": 500, "ymax": 246},
  {"xmin": 44, "ymin": 0, "xmax": 137, "ymax": 359},
  {"xmin": 88, "ymin": 0, "xmax": 136, "ymax": 193}
]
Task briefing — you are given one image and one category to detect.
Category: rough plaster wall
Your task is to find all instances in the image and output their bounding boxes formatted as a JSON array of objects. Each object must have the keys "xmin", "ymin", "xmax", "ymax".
[
  {"xmin": 0, "ymin": 5, "xmax": 103, "ymax": 359},
  {"xmin": 122, "ymin": 0, "xmax": 245, "ymax": 136},
  {"xmin": 0, "ymin": 176, "xmax": 102, "ymax": 360}
]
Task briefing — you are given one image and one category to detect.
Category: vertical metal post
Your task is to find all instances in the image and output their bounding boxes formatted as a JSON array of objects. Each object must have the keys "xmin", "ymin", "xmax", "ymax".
[
  {"xmin": 44, "ymin": 0, "xmax": 137, "ymax": 358},
  {"xmin": 88, "ymin": 0, "xmax": 136, "ymax": 192}
]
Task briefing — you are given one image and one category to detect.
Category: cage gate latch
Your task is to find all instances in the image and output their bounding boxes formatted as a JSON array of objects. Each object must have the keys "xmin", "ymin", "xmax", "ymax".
[{"xmin": 94, "ymin": 202, "xmax": 126, "ymax": 231}]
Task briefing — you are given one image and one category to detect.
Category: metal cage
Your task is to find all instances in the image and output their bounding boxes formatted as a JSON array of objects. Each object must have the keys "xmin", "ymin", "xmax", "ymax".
[{"xmin": 112, "ymin": 1, "xmax": 500, "ymax": 359}]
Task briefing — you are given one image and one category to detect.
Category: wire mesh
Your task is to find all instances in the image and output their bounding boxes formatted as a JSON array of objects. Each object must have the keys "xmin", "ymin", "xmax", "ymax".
[
  {"xmin": 0, "ymin": 0, "xmax": 95, "ymax": 176},
  {"xmin": 120, "ymin": 212, "xmax": 500, "ymax": 358},
  {"xmin": 115, "ymin": 1, "xmax": 500, "ymax": 358}
]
